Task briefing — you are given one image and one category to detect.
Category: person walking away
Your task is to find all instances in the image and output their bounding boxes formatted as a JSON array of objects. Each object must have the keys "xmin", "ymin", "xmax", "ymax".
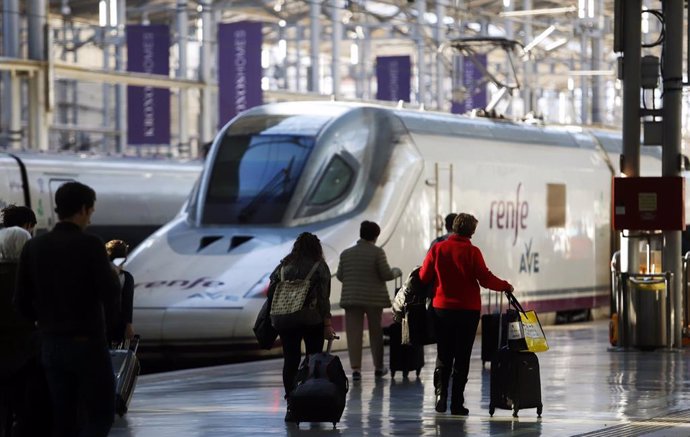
[
  {"xmin": 419, "ymin": 213, "xmax": 513, "ymax": 416},
  {"xmin": 0, "ymin": 206, "xmax": 51, "ymax": 437},
  {"xmin": 337, "ymin": 221, "xmax": 401, "ymax": 381},
  {"xmin": 14, "ymin": 182, "xmax": 121, "ymax": 437},
  {"xmin": 267, "ymin": 232, "xmax": 335, "ymax": 422},
  {"xmin": 105, "ymin": 240, "xmax": 136, "ymax": 344},
  {"xmin": 428, "ymin": 213, "xmax": 458, "ymax": 251}
]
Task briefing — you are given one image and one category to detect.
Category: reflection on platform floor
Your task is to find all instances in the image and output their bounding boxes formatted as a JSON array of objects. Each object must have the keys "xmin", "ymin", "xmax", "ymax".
[{"xmin": 109, "ymin": 320, "xmax": 690, "ymax": 436}]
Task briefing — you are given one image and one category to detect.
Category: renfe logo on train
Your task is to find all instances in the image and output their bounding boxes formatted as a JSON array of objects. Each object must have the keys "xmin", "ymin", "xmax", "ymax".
[
  {"xmin": 488, "ymin": 183, "xmax": 539, "ymax": 274},
  {"xmin": 489, "ymin": 183, "xmax": 529, "ymax": 246}
]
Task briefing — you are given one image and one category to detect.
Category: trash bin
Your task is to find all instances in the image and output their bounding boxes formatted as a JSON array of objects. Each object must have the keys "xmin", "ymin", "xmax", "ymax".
[{"xmin": 627, "ymin": 276, "xmax": 667, "ymax": 349}]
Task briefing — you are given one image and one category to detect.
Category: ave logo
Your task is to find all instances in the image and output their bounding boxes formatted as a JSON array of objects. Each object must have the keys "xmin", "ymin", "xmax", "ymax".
[{"xmin": 519, "ymin": 238, "xmax": 539, "ymax": 274}]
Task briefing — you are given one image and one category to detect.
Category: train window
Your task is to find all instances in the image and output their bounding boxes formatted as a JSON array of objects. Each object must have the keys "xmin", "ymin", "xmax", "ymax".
[
  {"xmin": 203, "ymin": 133, "xmax": 315, "ymax": 224},
  {"xmin": 547, "ymin": 183, "xmax": 566, "ymax": 228},
  {"xmin": 308, "ymin": 156, "xmax": 354, "ymax": 206}
]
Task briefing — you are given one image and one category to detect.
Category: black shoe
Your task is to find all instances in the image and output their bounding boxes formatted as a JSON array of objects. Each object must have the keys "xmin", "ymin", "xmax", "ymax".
[
  {"xmin": 284, "ymin": 408, "xmax": 295, "ymax": 422},
  {"xmin": 435, "ymin": 393, "xmax": 448, "ymax": 413},
  {"xmin": 450, "ymin": 405, "xmax": 469, "ymax": 416}
]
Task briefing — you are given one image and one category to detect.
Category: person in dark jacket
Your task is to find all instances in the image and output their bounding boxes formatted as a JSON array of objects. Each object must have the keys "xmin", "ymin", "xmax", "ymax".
[
  {"xmin": 14, "ymin": 182, "xmax": 121, "ymax": 437},
  {"xmin": 0, "ymin": 206, "xmax": 51, "ymax": 437},
  {"xmin": 105, "ymin": 239, "xmax": 136, "ymax": 344},
  {"xmin": 420, "ymin": 213, "xmax": 513, "ymax": 416},
  {"xmin": 428, "ymin": 213, "xmax": 457, "ymax": 251},
  {"xmin": 268, "ymin": 232, "xmax": 335, "ymax": 422}
]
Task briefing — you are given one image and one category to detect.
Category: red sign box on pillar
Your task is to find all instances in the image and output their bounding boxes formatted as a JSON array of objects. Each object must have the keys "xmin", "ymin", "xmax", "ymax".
[{"xmin": 612, "ymin": 176, "xmax": 685, "ymax": 230}]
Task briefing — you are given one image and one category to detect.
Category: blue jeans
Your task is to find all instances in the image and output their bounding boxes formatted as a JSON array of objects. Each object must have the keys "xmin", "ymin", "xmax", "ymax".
[{"xmin": 41, "ymin": 336, "xmax": 114, "ymax": 437}]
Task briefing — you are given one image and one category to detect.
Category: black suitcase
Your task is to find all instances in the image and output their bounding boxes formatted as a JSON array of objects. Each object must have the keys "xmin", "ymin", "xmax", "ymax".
[
  {"xmin": 110, "ymin": 335, "xmax": 141, "ymax": 417},
  {"xmin": 387, "ymin": 321, "xmax": 424, "ymax": 379},
  {"xmin": 489, "ymin": 348, "xmax": 542, "ymax": 417},
  {"xmin": 289, "ymin": 337, "xmax": 349, "ymax": 428}
]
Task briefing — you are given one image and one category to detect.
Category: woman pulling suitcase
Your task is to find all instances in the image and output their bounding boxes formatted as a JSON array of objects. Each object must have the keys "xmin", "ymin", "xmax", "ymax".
[{"xmin": 419, "ymin": 213, "xmax": 513, "ymax": 416}]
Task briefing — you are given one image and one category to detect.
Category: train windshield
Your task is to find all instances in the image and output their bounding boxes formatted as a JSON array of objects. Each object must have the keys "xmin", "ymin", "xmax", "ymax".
[{"xmin": 202, "ymin": 114, "xmax": 329, "ymax": 224}]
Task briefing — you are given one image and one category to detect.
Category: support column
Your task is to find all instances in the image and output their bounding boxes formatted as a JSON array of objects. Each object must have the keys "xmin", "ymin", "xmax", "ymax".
[
  {"xmin": 177, "ymin": 0, "xmax": 189, "ymax": 156},
  {"xmin": 621, "ymin": 0, "xmax": 641, "ymax": 280},
  {"xmin": 661, "ymin": 0, "xmax": 683, "ymax": 348},
  {"xmin": 434, "ymin": 2, "xmax": 445, "ymax": 110},
  {"xmin": 28, "ymin": 0, "xmax": 48, "ymax": 151},
  {"xmin": 580, "ymin": 29, "xmax": 590, "ymax": 125},
  {"xmin": 115, "ymin": 0, "xmax": 126, "ymax": 153},
  {"xmin": 3, "ymin": 0, "xmax": 22, "ymax": 149},
  {"xmin": 331, "ymin": 0, "xmax": 342, "ymax": 99},
  {"xmin": 415, "ymin": 0, "xmax": 426, "ymax": 106},
  {"xmin": 590, "ymin": 0, "xmax": 603, "ymax": 124},
  {"xmin": 309, "ymin": 2, "xmax": 321, "ymax": 93},
  {"xmin": 522, "ymin": 0, "xmax": 533, "ymax": 115},
  {"xmin": 199, "ymin": 0, "xmax": 214, "ymax": 154},
  {"xmin": 102, "ymin": 0, "xmax": 111, "ymax": 153}
]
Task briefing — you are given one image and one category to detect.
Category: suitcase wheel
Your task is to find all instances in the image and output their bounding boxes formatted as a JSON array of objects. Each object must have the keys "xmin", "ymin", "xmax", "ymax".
[
  {"xmin": 332, "ymin": 422, "xmax": 337, "ymax": 429},
  {"xmin": 415, "ymin": 369, "xmax": 421, "ymax": 377},
  {"xmin": 391, "ymin": 370, "xmax": 396, "ymax": 378},
  {"xmin": 512, "ymin": 408, "xmax": 519, "ymax": 418},
  {"xmin": 403, "ymin": 371, "xmax": 409, "ymax": 379},
  {"xmin": 489, "ymin": 406, "xmax": 495, "ymax": 417},
  {"xmin": 537, "ymin": 406, "xmax": 542, "ymax": 417}
]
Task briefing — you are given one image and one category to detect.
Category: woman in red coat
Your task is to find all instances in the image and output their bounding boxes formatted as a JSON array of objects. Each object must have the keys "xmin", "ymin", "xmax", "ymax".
[{"xmin": 420, "ymin": 213, "xmax": 513, "ymax": 416}]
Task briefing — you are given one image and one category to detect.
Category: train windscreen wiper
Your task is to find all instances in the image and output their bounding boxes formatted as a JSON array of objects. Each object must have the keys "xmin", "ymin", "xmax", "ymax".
[{"xmin": 237, "ymin": 157, "xmax": 295, "ymax": 223}]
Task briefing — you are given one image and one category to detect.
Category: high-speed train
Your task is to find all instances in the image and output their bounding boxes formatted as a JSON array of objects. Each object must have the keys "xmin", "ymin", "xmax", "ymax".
[
  {"xmin": 125, "ymin": 101, "xmax": 675, "ymax": 359},
  {"xmin": 0, "ymin": 152, "xmax": 201, "ymax": 247}
]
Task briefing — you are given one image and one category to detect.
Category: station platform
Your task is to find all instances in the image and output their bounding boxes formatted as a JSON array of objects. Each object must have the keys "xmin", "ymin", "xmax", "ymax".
[{"xmin": 109, "ymin": 320, "xmax": 690, "ymax": 436}]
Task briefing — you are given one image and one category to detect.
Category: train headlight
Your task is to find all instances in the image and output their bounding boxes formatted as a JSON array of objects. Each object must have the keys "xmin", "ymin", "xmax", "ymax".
[{"xmin": 243, "ymin": 273, "xmax": 271, "ymax": 298}]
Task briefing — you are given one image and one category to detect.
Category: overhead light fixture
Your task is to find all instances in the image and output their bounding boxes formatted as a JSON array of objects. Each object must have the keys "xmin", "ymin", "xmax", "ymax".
[
  {"xmin": 522, "ymin": 25, "xmax": 556, "ymax": 56},
  {"xmin": 567, "ymin": 70, "xmax": 615, "ymax": 76},
  {"xmin": 544, "ymin": 37, "xmax": 568, "ymax": 52},
  {"xmin": 500, "ymin": 6, "xmax": 577, "ymax": 18}
]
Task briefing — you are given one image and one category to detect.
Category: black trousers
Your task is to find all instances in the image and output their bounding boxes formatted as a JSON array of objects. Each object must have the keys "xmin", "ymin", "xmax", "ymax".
[
  {"xmin": 279, "ymin": 324, "xmax": 324, "ymax": 397},
  {"xmin": 433, "ymin": 308, "xmax": 480, "ymax": 383}
]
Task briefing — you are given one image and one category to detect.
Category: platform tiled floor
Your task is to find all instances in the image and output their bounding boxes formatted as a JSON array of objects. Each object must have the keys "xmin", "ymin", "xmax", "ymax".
[{"xmin": 109, "ymin": 320, "xmax": 690, "ymax": 436}]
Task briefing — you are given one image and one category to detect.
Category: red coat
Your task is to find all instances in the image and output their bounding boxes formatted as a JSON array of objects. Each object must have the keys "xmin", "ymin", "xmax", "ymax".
[{"xmin": 420, "ymin": 235, "xmax": 510, "ymax": 311}]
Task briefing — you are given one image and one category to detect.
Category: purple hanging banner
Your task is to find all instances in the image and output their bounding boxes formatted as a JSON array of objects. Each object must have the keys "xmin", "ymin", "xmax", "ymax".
[
  {"xmin": 218, "ymin": 21, "xmax": 263, "ymax": 127},
  {"xmin": 451, "ymin": 54, "xmax": 488, "ymax": 114},
  {"xmin": 126, "ymin": 24, "xmax": 171, "ymax": 145},
  {"xmin": 375, "ymin": 56, "xmax": 411, "ymax": 102}
]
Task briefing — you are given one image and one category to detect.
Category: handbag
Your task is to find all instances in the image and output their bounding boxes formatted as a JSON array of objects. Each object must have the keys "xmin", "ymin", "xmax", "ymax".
[
  {"xmin": 506, "ymin": 293, "xmax": 549, "ymax": 353},
  {"xmin": 253, "ymin": 298, "xmax": 278, "ymax": 350},
  {"xmin": 270, "ymin": 261, "xmax": 321, "ymax": 330}
]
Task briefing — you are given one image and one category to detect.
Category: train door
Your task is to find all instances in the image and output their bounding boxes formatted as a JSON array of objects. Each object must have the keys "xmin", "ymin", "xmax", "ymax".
[
  {"xmin": 47, "ymin": 178, "xmax": 75, "ymax": 227},
  {"xmin": 432, "ymin": 162, "xmax": 454, "ymax": 238}
]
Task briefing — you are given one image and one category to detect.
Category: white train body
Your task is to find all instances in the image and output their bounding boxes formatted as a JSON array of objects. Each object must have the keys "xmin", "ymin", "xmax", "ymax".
[
  {"xmin": 125, "ymin": 101, "xmax": 668, "ymax": 357},
  {"xmin": 0, "ymin": 153, "xmax": 201, "ymax": 246}
]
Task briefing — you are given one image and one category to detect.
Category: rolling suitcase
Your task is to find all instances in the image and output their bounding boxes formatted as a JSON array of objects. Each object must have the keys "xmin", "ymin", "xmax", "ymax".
[
  {"xmin": 489, "ymin": 348, "xmax": 542, "ymax": 417},
  {"xmin": 289, "ymin": 337, "xmax": 349, "ymax": 428},
  {"xmin": 110, "ymin": 335, "xmax": 141, "ymax": 417},
  {"xmin": 489, "ymin": 293, "xmax": 542, "ymax": 418},
  {"xmin": 387, "ymin": 321, "xmax": 424, "ymax": 379}
]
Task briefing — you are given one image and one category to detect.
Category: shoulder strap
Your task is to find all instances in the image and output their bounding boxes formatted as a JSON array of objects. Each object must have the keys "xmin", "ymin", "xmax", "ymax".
[{"xmin": 304, "ymin": 261, "xmax": 320, "ymax": 281}]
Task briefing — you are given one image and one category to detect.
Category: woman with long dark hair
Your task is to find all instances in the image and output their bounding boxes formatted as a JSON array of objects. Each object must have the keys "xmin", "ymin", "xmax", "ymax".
[{"xmin": 269, "ymin": 232, "xmax": 335, "ymax": 421}]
